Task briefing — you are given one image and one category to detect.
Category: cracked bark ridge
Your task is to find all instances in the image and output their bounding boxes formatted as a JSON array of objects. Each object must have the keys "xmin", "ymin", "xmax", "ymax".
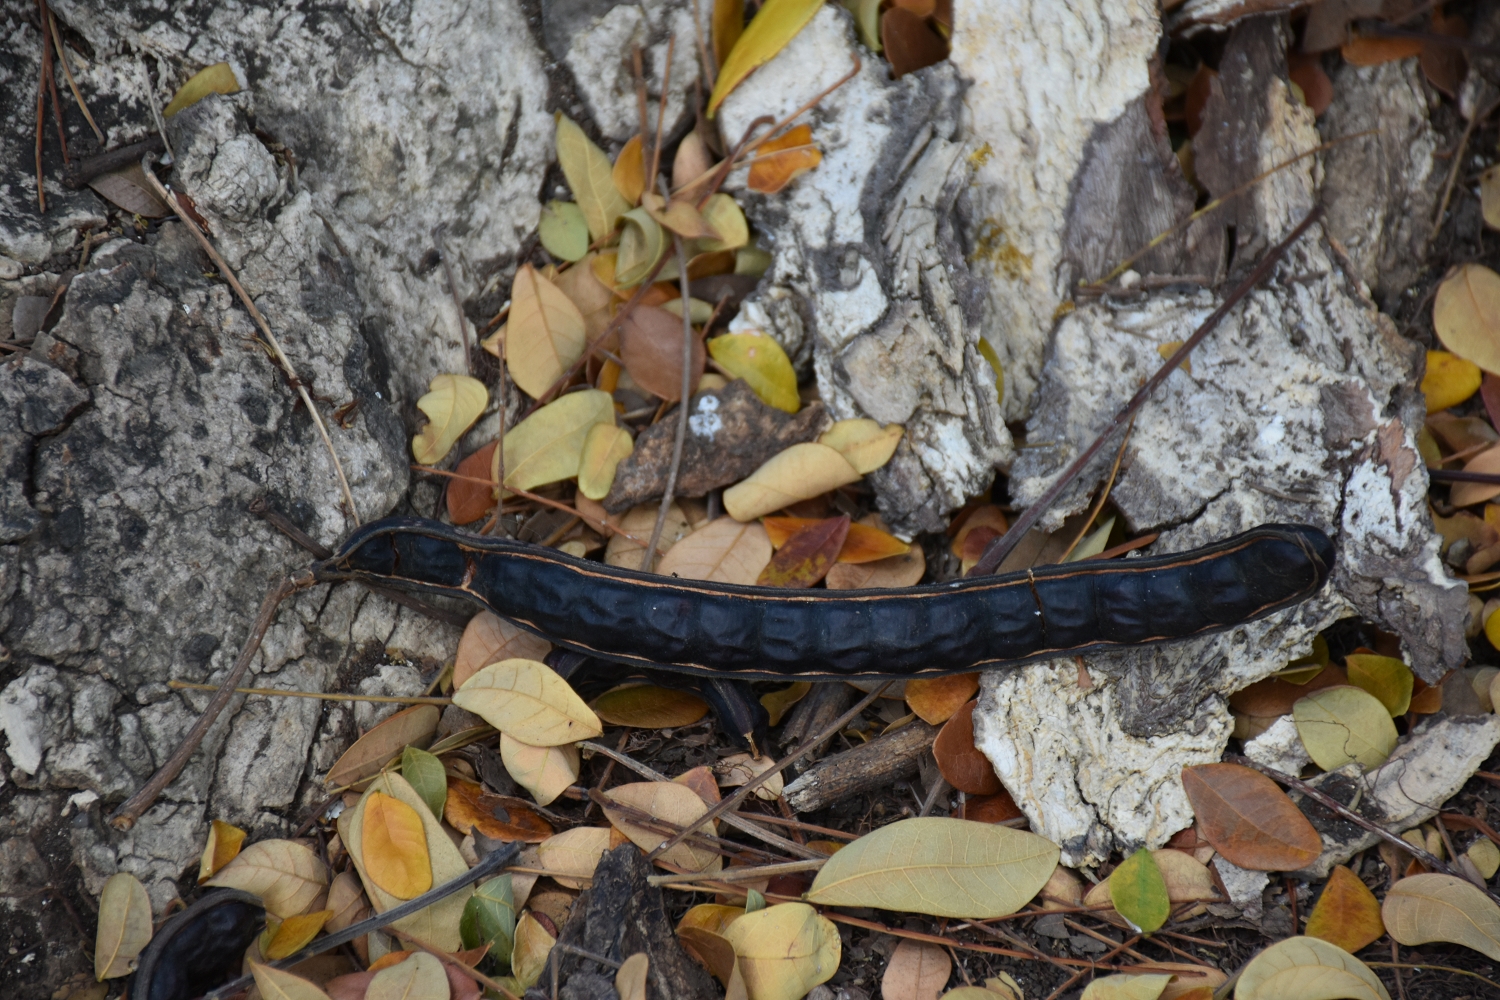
[
  {"xmin": 534, "ymin": 844, "xmax": 718, "ymax": 1000},
  {"xmin": 603, "ymin": 380, "xmax": 827, "ymax": 513},
  {"xmin": 717, "ymin": 7, "xmax": 1010, "ymax": 537}
]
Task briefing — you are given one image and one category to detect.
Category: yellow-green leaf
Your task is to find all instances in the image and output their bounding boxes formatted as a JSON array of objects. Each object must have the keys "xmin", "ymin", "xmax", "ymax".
[
  {"xmin": 1344, "ymin": 654, "xmax": 1414, "ymax": 716},
  {"xmin": 367, "ymin": 951, "xmax": 449, "ymax": 1000},
  {"xmin": 1383, "ymin": 872, "xmax": 1500, "ymax": 961},
  {"xmin": 1292, "ymin": 685, "xmax": 1398, "ymax": 771},
  {"xmin": 412, "ymin": 374, "xmax": 488, "ymax": 465},
  {"xmin": 1234, "ymin": 936, "xmax": 1390, "ymax": 1000},
  {"xmin": 617, "ymin": 207, "xmax": 668, "ymax": 287},
  {"xmin": 1433, "ymin": 263, "xmax": 1500, "ymax": 376},
  {"xmin": 504, "ymin": 264, "xmax": 588, "ymax": 400},
  {"xmin": 1469, "ymin": 837, "xmax": 1500, "ymax": 879},
  {"xmin": 709, "ymin": 333, "xmax": 799, "ymax": 412},
  {"xmin": 453, "ymin": 658, "xmax": 603, "ymax": 745},
  {"xmin": 699, "ymin": 194, "xmax": 750, "ymax": 252},
  {"xmin": 1079, "ymin": 975, "xmax": 1171, "ymax": 1000},
  {"xmin": 1423, "ymin": 350, "xmax": 1483, "ymax": 413},
  {"xmin": 818, "ymin": 419, "xmax": 903, "ymax": 475},
  {"xmin": 539, "ymin": 201, "xmax": 591, "ymax": 262},
  {"xmin": 512, "ymin": 912, "xmax": 558, "ymax": 988},
  {"xmin": 164, "ymin": 62, "xmax": 241, "ymax": 116},
  {"xmin": 496, "ymin": 389, "xmax": 616, "ymax": 493},
  {"xmin": 1066, "ymin": 515, "xmax": 1116, "ymax": 563},
  {"xmin": 613, "ymin": 135, "xmax": 647, "ymax": 205},
  {"xmin": 556, "ymin": 114, "xmax": 630, "ymax": 241},
  {"xmin": 401, "ymin": 745, "xmax": 447, "ymax": 820},
  {"xmin": 760, "ymin": 681, "xmax": 811, "ymax": 726},
  {"xmin": 577, "ymin": 423, "xmax": 634, "ymax": 501},
  {"xmin": 95, "ymin": 872, "xmax": 152, "ymax": 980},
  {"xmin": 724, "ymin": 442, "xmax": 862, "ymax": 522},
  {"xmin": 249, "ymin": 962, "xmax": 334, "ymax": 1000},
  {"xmin": 1109, "ymin": 851, "xmax": 1169, "ymax": 934},
  {"xmin": 805, "ymin": 817, "xmax": 1059, "ymax": 918},
  {"xmin": 362, "ymin": 791, "xmax": 433, "ymax": 900},
  {"xmin": 206, "ymin": 839, "xmax": 329, "ymax": 919},
  {"xmin": 976, "ymin": 337, "xmax": 1004, "ymax": 406},
  {"xmin": 500, "ymin": 733, "xmax": 580, "ymax": 807},
  {"xmin": 709, "ymin": 0, "xmax": 827, "ymax": 116},
  {"xmin": 723, "ymin": 902, "xmax": 840, "ymax": 1000}
]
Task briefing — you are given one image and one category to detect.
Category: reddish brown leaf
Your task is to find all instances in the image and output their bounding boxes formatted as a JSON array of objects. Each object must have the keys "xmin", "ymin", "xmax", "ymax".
[
  {"xmin": 747, "ymin": 124, "xmax": 822, "ymax": 195},
  {"xmin": 1420, "ymin": 12, "xmax": 1467, "ymax": 98},
  {"xmin": 958, "ymin": 526, "xmax": 999, "ymax": 564},
  {"xmin": 619, "ymin": 304, "xmax": 706, "ymax": 402},
  {"xmin": 932, "ymin": 701, "xmax": 1002, "ymax": 795},
  {"xmin": 950, "ymin": 505, "xmax": 1008, "ymax": 558},
  {"xmin": 763, "ymin": 516, "xmax": 821, "ymax": 548},
  {"xmin": 880, "ymin": 7, "xmax": 949, "ymax": 79},
  {"xmin": 1180, "ymin": 763, "xmax": 1322, "ymax": 871},
  {"xmin": 1228, "ymin": 663, "xmax": 1348, "ymax": 719},
  {"xmin": 447, "ymin": 441, "xmax": 499, "ymax": 524},
  {"xmin": 905, "ymin": 673, "xmax": 980, "ymax": 725},
  {"xmin": 962, "ymin": 788, "xmax": 1023, "ymax": 824},
  {"xmin": 1480, "ymin": 374, "xmax": 1500, "ymax": 433},
  {"xmin": 1185, "ymin": 65, "xmax": 1216, "ymax": 137},
  {"xmin": 674, "ymin": 766, "xmax": 722, "ymax": 806},
  {"xmin": 765, "ymin": 516, "xmax": 909, "ymax": 565},
  {"xmin": 1287, "ymin": 52, "xmax": 1332, "ymax": 117},
  {"xmin": 1342, "ymin": 34, "xmax": 1423, "ymax": 66},
  {"xmin": 443, "ymin": 777, "xmax": 554, "ymax": 842},
  {"xmin": 758, "ymin": 515, "xmax": 850, "ymax": 588},
  {"xmin": 1410, "ymin": 674, "xmax": 1444, "ymax": 714}
]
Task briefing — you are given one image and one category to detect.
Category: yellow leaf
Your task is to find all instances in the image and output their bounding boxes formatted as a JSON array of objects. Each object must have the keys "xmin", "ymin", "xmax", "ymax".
[
  {"xmin": 1079, "ymin": 975, "xmax": 1171, "ymax": 1000},
  {"xmin": 723, "ymin": 903, "xmax": 840, "ymax": 1000},
  {"xmin": 1234, "ymin": 936, "xmax": 1391, "ymax": 1000},
  {"xmin": 617, "ymin": 953, "xmax": 650, "ymax": 1000},
  {"xmin": 614, "ymin": 135, "xmax": 647, "ymax": 205},
  {"xmin": 1482, "ymin": 165, "xmax": 1500, "ymax": 231},
  {"xmin": 1434, "ymin": 263, "xmax": 1500, "ymax": 376},
  {"xmin": 1344, "ymin": 654, "xmax": 1414, "ymax": 716},
  {"xmin": 1304, "ymin": 866, "xmax": 1385, "ymax": 954},
  {"xmin": 1383, "ymin": 872, "xmax": 1500, "ymax": 960},
  {"xmin": 412, "ymin": 374, "xmax": 488, "ymax": 465},
  {"xmin": 367, "ymin": 951, "xmax": 449, "ymax": 1000},
  {"xmin": 577, "ymin": 423, "xmax": 634, "ymax": 500},
  {"xmin": 537, "ymin": 826, "xmax": 612, "ymax": 889},
  {"xmin": 1470, "ymin": 837, "xmax": 1500, "ymax": 879},
  {"xmin": 1423, "ymin": 350, "xmax": 1482, "ymax": 413},
  {"xmin": 453, "ymin": 658, "xmax": 603, "ymax": 745},
  {"xmin": 556, "ymin": 114, "xmax": 630, "ymax": 241},
  {"xmin": 495, "ymin": 389, "xmax": 616, "ymax": 494},
  {"xmin": 264, "ymin": 909, "xmax": 334, "ymax": 960},
  {"xmin": 976, "ymin": 337, "xmax": 1004, "ymax": 406},
  {"xmin": 679, "ymin": 902, "xmax": 746, "ymax": 984},
  {"xmin": 507, "ymin": 264, "xmax": 589, "ymax": 400},
  {"xmin": 805, "ymin": 817, "xmax": 1059, "ymax": 918},
  {"xmin": 1293, "ymin": 685, "xmax": 1398, "ymax": 771},
  {"xmin": 455, "ymin": 612, "xmax": 552, "ymax": 690},
  {"xmin": 249, "ymin": 962, "xmax": 334, "ymax": 1000},
  {"xmin": 819, "ymin": 419, "xmax": 903, "ymax": 475},
  {"xmin": 592, "ymin": 684, "xmax": 711, "ymax": 728},
  {"xmin": 500, "ymin": 733, "xmax": 580, "ymax": 807},
  {"xmin": 760, "ymin": 681, "xmax": 811, "ymax": 726},
  {"xmin": 1157, "ymin": 340, "xmax": 1192, "ymax": 376},
  {"xmin": 1065, "ymin": 515, "xmax": 1116, "ymax": 563},
  {"xmin": 512, "ymin": 912, "xmax": 558, "ymax": 989},
  {"xmin": 617, "ymin": 207, "xmax": 668, "ymax": 287},
  {"xmin": 709, "ymin": 0, "xmax": 827, "ymax": 116},
  {"xmin": 602, "ymin": 781, "xmax": 724, "ymax": 873},
  {"xmin": 362, "ymin": 792, "xmax": 433, "ymax": 900},
  {"xmin": 657, "ymin": 516, "xmax": 774, "ymax": 583},
  {"xmin": 198, "ymin": 818, "xmax": 247, "ymax": 883},
  {"xmin": 708, "ymin": 333, "xmax": 799, "ymax": 412},
  {"xmin": 94, "ymin": 872, "xmax": 152, "ymax": 980},
  {"xmin": 206, "ymin": 839, "xmax": 330, "ymax": 919},
  {"xmin": 164, "ymin": 62, "xmax": 241, "ymax": 117},
  {"xmin": 699, "ymin": 194, "xmax": 750, "ymax": 252},
  {"xmin": 643, "ymin": 193, "xmax": 721, "ymax": 240},
  {"xmin": 880, "ymin": 939, "xmax": 950, "ymax": 1000},
  {"xmin": 723, "ymin": 443, "xmax": 862, "ymax": 521}
]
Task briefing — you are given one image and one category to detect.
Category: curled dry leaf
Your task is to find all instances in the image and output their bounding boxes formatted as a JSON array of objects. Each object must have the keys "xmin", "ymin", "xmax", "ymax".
[
  {"xmin": 326, "ymin": 704, "xmax": 440, "ymax": 790},
  {"xmin": 1293, "ymin": 685, "xmax": 1398, "ymax": 771},
  {"xmin": 1434, "ymin": 263, "xmax": 1500, "ymax": 376},
  {"xmin": 759, "ymin": 515, "xmax": 850, "ymax": 587},
  {"xmin": 512, "ymin": 912, "xmax": 559, "ymax": 989},
  {"xmin": 820, "ymin": 419, "xmax": 903, "ymax": 474},
  {"xmin": 678, "ymin": 903, "xmax": 744, "ymax": 983},
  {"xmin": 1304, "ymin": 865, "xmax": 1384, "ymax": 954},
  {"xmin": 454, "ymin": 612, "xmax": 552, "ymax": 691},
  {"xmin": 699, "ymin": 194, "xmax": 750, "ymax": 252},
  {"xmin": 1078, "ymin": 975, "xmax": 1170, "ymax": 1000},
  {"xmin": 709, "ymin": 333, "xmax": 799, "ymax": 412},
  {"xmin": 445, "ymin": 777, "xmax": 554, "ymax": 842},
  {"xmin": 198, "ymin": 818, "xmax": 248, "ymax": 883},
  {"xmin": 362, "ymin": 791, "xmax": 434, "ymax": 900},
  {"xmin": 556, "ymin": 114, "xmax": 630, "ymax": 242},
  {"xmin": 207, "ymin": 839, "xmax": 330, "ymax": 919},
  {"xmin": 592, "ymin": 683, "xmax": 711, "ymax": 728},
  {"xmin": 1383, "ymin": 872, "xmax": 1500, "ymax": 960},
  {"xmin": 760, "ymin": 681, "xmax": 811, "ymax": 726},
  {"xmin": 95, "ymin": 872, "xmax": 152, "ymax": 980},
  {"xmin": 452, "ymin": 658, "xmax": 603, "ymax": 746},
  {"xmin": 657, "ymin": 516, "xmax": 774, "ymax": 584},
  {"xmin": 578, "ymin": 424, "xmax": 634, "ymax": 501},
  {"xmin": 500, "ymin": 732, "xmax": 580, "ymax": 807},
  {"xmin": 716, "ymin": 753, "xmax": 784, "ymax": 800},
  {"xmin": 1178, "ymin": 764, "xmax": 1321, "ymax": 871},
  {"xmin": 748, "ymin": 124, "xmax": 822, "ymax": 195},
  {"xmin": 412, "ymin": 374, "xmax": 488, "ymax": 466},
  {"xmin": 506, "ymin": 264, "xmax": 588, "ymax": 399},
  {"xmin": 905, "ymin": 674, "xmax": 979, "ymax": 726},
  {"xmin": 1235, "ymin": 936, "xmax": 1390, "ymax": 1000},
  {"xmin": 709, "ymin": 0, "xmax": 826, "ymax": 116},
  {"xmin": 602, "ymin": 780, "xmax": 724, "ymax": 873},
  {"xmin": 539, "ymin": 201, "xmax": 590, "ymax": 262},
  {"xmin": 250, "ymin": 963, "xmax": 335, "ymax": 1000},
  {"xmin": 724, "ymin": 443, "xmax": 862, "ymax": 521},
  {"xmin": 933, "ymin": 701, "xmax": 1002, "ymax": 795},
  {"xmin": 264, "ymin": 909, "xmax": 334, "ymax": 960},
  {"xmin": 1344, "ymin": 654, "xmax": 1413, "ymax": 716},
  {"xmin": 1423, "ymin": 350, "xmax": 1482, "ymax": 414},
  {"xmin": 880, "ymin": 939, "xmax": 950, "ymax": 1000},
  {"xmin": 537, "ymin": 826, "xmax": 612, "ymax": 889},
  {"xmin": 617, "ymin": 953, "xmax": 650, "ymax": 1000},
  {"xmin": 806, "ymin": 816, "xmax": 1058, "ymax": 919},
  {"xmin": 618, "ymin": 207, "xmax": 669, "ymax": 286},
  {"xmin": 367, "ymin": 951, "xmax": 449, "ymax": 1000},
  {"xmin": 619, "ymin": 304, "xmax": 706, "ymax": 401},
  {"xmin": 724, "ymin": 903, "xmax": 840, "ymax": 1000}
]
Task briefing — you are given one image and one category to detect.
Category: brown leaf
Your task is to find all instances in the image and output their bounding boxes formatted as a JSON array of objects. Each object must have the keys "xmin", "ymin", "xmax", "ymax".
[
  {"xmin": 1421, "ymin": 12, "xmax": 1467, "ymax": 98},
  {"xmin": 454, "ymin": 612, "xmax": 552, "ymax": 690},
  {"xmin": 963, "ymin": 788, "xmax": 1023, "ymax": 825},
  {"xmin": 1286, "ymin": 52, "xmax": 1332, "ymax": 117},
  {"xmin": 1341, "ymin": 34, "xmax": 1423, "ymax": 66},
  {"xmin": 674, "ymin": 765, "xmax": 723, "ymax": 806},
  {"xmin": 1180, "ymin": 763, "xmax": 1322, "ymax": 871},
  {"xmin": 89, "ymin": 164, "xmax": 171, "ymax": 218},
  {"xmin": 325, "ymin": 704, "xmax": 440, "ymax": 790},
  {"xmin": 880, "ymin": 939, "xmax": 950, "ymax": 1000},
  {"xmin": 905, "ymin": 674, "xmax": 980, "ymax": 726},
  {"xmin": 880, "ymin": 6, "xmax": 949, "ymax": 79},
  {"xmin": 447, "ymin": 442, "xmax": 498, "ymax": 524},
  {"xmin": 748, "ymin": 124, "xmax": 822, "ymax": 195},
  {"xmin": 758, "ymin": 515, "xmax": 850, "ymax": 587},
  {"xmin": 444, "ymin": 777, "xmax": 554, "ymax": 842},
  {"xmin": 933, "ymin": 701, "xmax": 1002, "ymax": 795},
  {"xmin": 1184, "ymin": 65, "xmax": 1216, "ymax": 136},
  {"xmin": 1228, "ymin": 664, "xmax": 1348, "ymax": 739},
  {"xmin": 1305, "ymin": 864, "xmax": 1385, "ymax": 953},
  {"xmin": 656, "ymin": 517, "xmax": 774, "ymax": 584},
  {"xmin": 619, "ymin": 304, "xmax": 706, "ymax": 402},
  {"xmin": 592, "ymin": 683, "xmax": 712, "ymax": 728}
]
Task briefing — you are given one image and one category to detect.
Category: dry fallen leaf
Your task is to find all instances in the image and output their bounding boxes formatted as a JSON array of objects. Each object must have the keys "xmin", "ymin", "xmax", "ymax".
[
  {"xmin": 933, "ymin": 701, "xmax": 1002, "ymax": 795},
  {"xmin": 454, "ymin": 612, "xmax": 553, "ymax": 691},
  {"xmin": 496, "ymin": 389, "xmax": 616, "ymax": 494},
  {"xmin": 1178, "ymin": 764, "xmax": 1321, "ymax": 871},
  {"xmin": 412, "ymin": 374, "xmax": 488, "ymax": 466},
  {"xmin": 164, "ymin": 62, "xmax": 241, "ymax": 116},
  {"xmin": 89, "ymin": 164, "xmax": 171, "ymax": 218},
  {"xmin": 602, "ymin": 780, "xmax": 724, "ymax": 873},
  {"xmin": 362, "ymin": 791, "xmax": 433, "ymax": 900},
  {"xmin": 759, "ymin": 515, "xmax": 850, "ymax": 587},
  {"xmin": 1084, "ymin": 850, "xmax": 1217, "ymax": 927},
  {"xmin": 709, "ymin": 333, "xmax": 799, "ymax": 412},
  {"xmin": 1383, "ymin": 872, "xmax": 1500, "ymax": 960},
  {"xmin": 1293, "ymin": 685, "xmax": 1398, "ymax": 771},
  {"xmin": 250, "ymin": 962, "xmax": 335, "ymax": 1000},
  {"xmin": 505, "ymin": 264, "xmax": 588, "ymax": 399},
  {"xmin": 556, "ymin": 113, "xmax": 630, "ymax": 242},
  {"xmin": 880, "ymin": 939, "xmax": 950, "ymax": 1000},
  {"xmin": 617, "ymin": 207, "xmax": 669, "ymax": 286},
  {"xmin": 905, "ymin": 674, "xmax": 979, "ymax": 726},
  {"xmin": 657, "ymin": 516, "xmax": 774, "ymax": 584},
  {"xmin": 444, "ymin": 777, "xmax": 554, "ymax": 842},
  {"xmin": 708, "ymin": 0, "xmax": 824, "ymax": 115},
  {"xmin": 617, "ymin": 953, "xmax": 650, "ymax": 1000},
  {"xmin": 1434, "ymin": 263, "xmax": 1500, "ymax": 376},
  {"xmin": 207, "ymin": 839, "xmax": 330, "ymax": 919},
  {"xmin": 1228, "ymin": 664, "xmax": 1348, "ymax": 740},
  {"xmin": 539, "ymin": 201, "xmax": 590, "ymax": 262},
  {"xmin": 723, "ymin": 902, "xmax": 841, "ymax": 1000},
  {"xmin": 1423, "ymin": 350, "xmax": 1483, "ymax": 413},
  {"xmin": 1078, "ymin": 975, "xmax": 1170, "ymax": 1000},
  {"xmin": 366, "ymin": 951, "xmax": 449, "ymax": 1000},
  {"xmin": 699, "ymin": 194, "xmax": 750, "ymax": 252},
  {"xmin": 198, "ymin": 818, "xmax": 248, "ymax": 883},
  {"xmin": 619, "ymin": 304, "xmax": 706, "ymax": 401},
  {"xmin": 537, "ymin": 826, "xmax": 612, "ymax": 889},
  {"xmin": 453, "ymin": 658, "xmax": 602, "ymax": 745},
  {"xmin": 827, "ymin": 514, "xmax": 926, "ymax": 589},
  {"xmin": 819, "ymin": 419, "xmax": 903, "ymax": 474},
  {"xmin": 715, "ymin": 753, "xmax": 784, "ymax": 800},
  {"xmin": 748, "ymin": 124, "xmax": 822, "ymax": 195},
  {"xmin": 881, "ymin": 5, "xmax": 949, "ymax": 79},
  {"xmin": 325, "ymin": 870, "xmax": 369, "ymax": 934},
  {"xmin": 760, "ymin": 681, "xmax": 811, "ymax": 726},
  {"xmin": 512, "ymin": 911, "xmax": 559, "ymax": 989},
  {"xmin": 1450, "ymin": 444, "xmax": 1500, "ymax": 507},
  {"xmin": 326, "ymin": 704, "xmax": 441, "ymax": 790},
  {"xmin": 724, "ymin": 443, "xmax": 862, "ymax": 521},
  {"xmin": 678, "ymin": 903, "xmax": 744, "ymax": 983},
  {"xmin": 447, "ymin": 442, "xmax": 499, "ymax": 524},
  {"xmin": 1235, "ymin": 936, "xmax": 1390, "ymax": 1000},
  {"xmin": 605, "ymin": 502, "xmax": 693, "ymax": 569},
  {"xmin": 264, "ymin": 909, "xmax": 334, "ymax": 961},
  {"xmin": 1107, "ymin": 850, "xmax": 1170, "ymax": 934},
  {"xmin": 593, "ymin": 683, "xmax": 711, "ymax": 728},
  {"xmin": 1304, "ymin": 865, "xmax": 1385, "ymax": 954},
  {"xmin": 806, "ymin": 816, "xmax": 1057, "ymax": 918},
  {"xmin": 1344, "ymin": 654, "xmax": 1414, "ymax": 717},
  {"xmin": 500, "ymin": 733, "xmax": 580, "ymax": 807},
  {"xmin": 1341, "ymin": 33, "xmax": 1423, "ymax": 67},
  {"xmin": 578, "ymin": 424, "xmax": 634, "ymax": 501},
  {"xmin": 95, "ymin": 872, "xmax": 152, "ymax": 980}
]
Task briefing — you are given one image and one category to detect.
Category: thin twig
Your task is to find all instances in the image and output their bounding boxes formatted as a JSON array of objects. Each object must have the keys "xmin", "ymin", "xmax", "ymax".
[
  {"xmin": 1389, "ymin": 939, "xmax": 1407, "ymax": 1000},
  {"xmin": 1429, "ymin": 96, "xmax": 1500, "ymax": 245},
  {"xmin": 141, "ymin": 155, "xmax": 360, "ymax": 524},
  {"xmin": 646, "ymin": 682, "xmax": 891, "ymax": 862},
  {"xmin": 648, "ymin": 35, "xmax": 676, "ymax": 189},
  {"xmin": 1367, "ymin": 960, "xmax": 1500, "ymax": 994},
  {"xmin": 137, "ymin": 56, "xmax": 174, "ymax": 163},
  {"xmin": 1056, "ymin": 415, "xmax": 1135, "ymax": 563},
  {"xmin": 40, "ymin": 2, "xmax": 66, "ymax": 166},
  {"xmin": 971, "ymin": 206, "xmax": 1324, "ymax": 575},
  {"xmin": 111, "ymin": 573, "xmax": 312, "ymax": 830},
  {"xmin": 588, "ymin": 788, "xmax": 785, "ymax": 862},
  {"xmin": 433, "ymin": 224, "xmax": 473, "ymax": 376},
  {"xmin": 47, "ymin": 10, "xmax": 102, "ymax": 144},
  {"xmin": 641, "ymin": 194, "xmax": 695, "ymax": 571},
  {"xmin": 166, "ymin": 678, "xmax": 451, "ymax": 706},
  {"xmin": 649, "ymin": 858, "xmax": 826, "ymax": 886}
]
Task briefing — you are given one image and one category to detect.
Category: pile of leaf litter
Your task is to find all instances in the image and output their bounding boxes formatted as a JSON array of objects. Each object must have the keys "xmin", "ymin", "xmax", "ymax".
[{"xmin": 60, "ymin": 3, "xmax": 1500, "ymax": 1000}]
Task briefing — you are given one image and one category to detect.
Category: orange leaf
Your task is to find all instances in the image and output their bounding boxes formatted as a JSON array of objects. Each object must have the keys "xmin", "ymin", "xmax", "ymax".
[
  {"xmin": 1341, "ymin": 34, "xmax": 1423, "ymax": 66},
  {"xmin": 264, "ymin": 909, "xmax": 334, "ymax": 960},
  {"xmin": 932, "ymin": 701, "xmax": 1001, "ymax": 795},
  {"xmin": 198, "ymin": 819, "xmax": 247, "ymax": 883},
  {"xmin": 963, "ymin": 788, "xmax": 1023, "ymax": 824},
  {"xmin": 368, "ymin": 950, "xmax": 415, "ymax": 972},
  {"xmin": 758, "ymin": 515, "xmax": 850, "ymax": 588},
  {"xmin": 361, "ymin": 792, "xmax": 433, "ymax": 899},
  {"xmin": 443, "ymin": 777, "xmax": 554, "ymax": 842},
  {"xmin": 950, "ymin": 505, "xmax": 1008, "ymax": 558},
  {"xmin": 1304, "ymin": 865, "xmax": 1385, "ymax": 953},
  {"xmin": 447, "ymin": 441, "xmax": 498, "ymax": 524},
  {"xmin": 613, "ymin": 135, "xmax": 646, "ymax": 205},
  {"xmin": 1410, "ymin": 675, "xmax": 1443, "ymax": 714},
  {"xmin": 748, "ymin": 124, "xmax": 822, "ymax": 195},
  {"xmin": 881, "ymin": 6, "xmax": 949, "ymax": 79},
  {"xmin": 674, "ymin": 765, "xmax": 722, "ymax": 806},
  {"xmin": 1287, "ymin": 52, "xmax": 1332, "ymax": 117},
  {"xmin": 619, "ymin": 304, "xmax": 706, "ymax": 402},
  {"xmin": 763, "ymin": 516, "xmax": 821, "ymax": 548},
  {"xmin": 838, "ymin": 523, "xmax": 911, "ymax": 564},
  {"xmin": 905, "ymin": 673, "xmax": 979, "ymax": 725},
  {"xmin": 1179, "ymin": 763, "xmax": 1321, "ymax": 871}
]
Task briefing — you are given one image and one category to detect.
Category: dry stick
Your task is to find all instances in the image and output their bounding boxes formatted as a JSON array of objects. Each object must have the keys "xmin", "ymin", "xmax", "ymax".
[
  {"xmin": 411, "ymin": 464, "xmax": 651, "ymax": 545},
  {"xmin": 970, "ymin": 206, "xmax": 1324, "ymax": 576},
  {"xmin": 1389, "ymin": 939, "xmax": 1408, "ymax": 1000},
  {"xmin": 1427, "ymin": 468, "xmax": 1500, "ymax": 485},
  {"xmin": 1056, "ymin": 415, "xmax": 1135, "ymax": 563},
  {"xmin": 47, "ymin": 10, "xmax": 102, "ymax": 145},
  {"xmin": 641, "ymin": 204, "xmax": 695, "ymax": 571},
  {"xmin": 166, "ymin": 678, "xmax": 451, "ymax": 706},
  {"xmin": 689, "ymin": 0, "xmax": 715, "ymax": 89},
  {"xmin": 649, "ymin": 858, "xmax": 826, "ymax": 886},
  {"xmin": 141, "ymin": 156, "xmax": 360, "ymax": 524},
  {"xmin": 1226, "ymin": 755, "xmax": 1500, "ymax": 906},
  {"xmin": 1367, "ymin": 960, "xmax": 1500, "ymax": 994},
  {"xmin": 433, "ymin": 224, "xmax": 473, "ymax": 376},
  {"xmin": 1429, "ymin": 97, "xmax": 1500, "ymax": 244},
  {"xmin": 588, "ymin": 789, "xmax": 786, "ymax": 862},
  {"xmin": 39, "ymin": 2, "xmax": 67, "ymax": 165},
  {"xmin": 111, "ymin": 573, "xmax": 311, "ymax": 830},
  {"xmin": 646, "ymin": 682, "xmax": 891, "ymax": 862}
]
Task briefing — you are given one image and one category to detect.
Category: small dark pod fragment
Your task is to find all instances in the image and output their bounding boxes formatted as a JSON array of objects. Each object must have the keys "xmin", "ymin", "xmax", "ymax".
[{"xmin": 131, "ymin": 888, "xmax": 265, "ymax": 1000}]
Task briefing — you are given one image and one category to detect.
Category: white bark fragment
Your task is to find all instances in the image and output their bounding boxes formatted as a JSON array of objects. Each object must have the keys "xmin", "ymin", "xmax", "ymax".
[
  {"xmin": 1243, "ymin": 715, "xmax": 1311, "ymax": 776},
  {"xmin": 1212, "ymin": 856, "xmax": 1269, "ymax": 920},
  {"xmin": 560, "ymin": 0, "xmax": 699, "ymax": 143}
]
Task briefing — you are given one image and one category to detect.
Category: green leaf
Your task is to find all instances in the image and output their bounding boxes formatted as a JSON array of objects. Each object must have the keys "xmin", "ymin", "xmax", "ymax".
[
  {"xmin": 1108, "ymin": 851, "xmax": 1169, "ymax": 935},
  {"xmin": 461, "ymin": 875, "xmax": 517, "ymax": 970},
  {"xmin": 401, "ymin": 746, "xmax": 447, "ymax": 820},
  {"xmin": 841, "ymin": 0, "xmax": 882, "ymax": 52},
  {"xmin": 1293, "ymin": 685, "xmax": 1398, "ymax": 771},
  {"xmin": 745, "ymin": 889, "xmax": 767, "ymax": 913},
  {"xmin": 539, "ymin": 201, "xmax": 591, "ymax": 262},
  {"xmin": 709, "ymin": 0, "xmax": 827, "ymax": 116},
  {"xmin": 555, "ymin": 114, "xmax": 630, "ymax": 241}
]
